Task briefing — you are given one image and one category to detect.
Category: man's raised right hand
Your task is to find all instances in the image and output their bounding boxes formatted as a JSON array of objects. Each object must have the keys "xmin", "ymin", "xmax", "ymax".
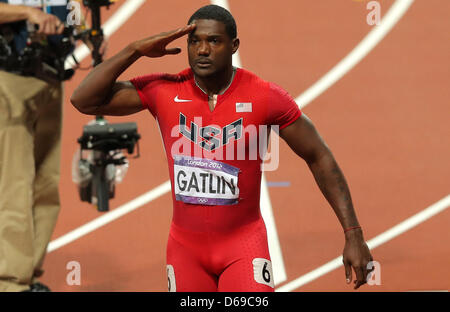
[{"xmin": 131, "ymin": 24, "xmax": 196, "ymax": 58}]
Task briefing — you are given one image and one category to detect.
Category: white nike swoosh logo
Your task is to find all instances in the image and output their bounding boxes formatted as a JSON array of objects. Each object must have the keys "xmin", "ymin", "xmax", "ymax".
[{"xmin": 174, "ymin": 95, "xmax": 192, "ymax": 103}]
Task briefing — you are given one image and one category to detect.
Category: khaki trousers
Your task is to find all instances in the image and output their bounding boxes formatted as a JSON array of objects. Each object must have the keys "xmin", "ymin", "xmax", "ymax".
[{"xmin": 0, "ymin": 70, "xmax": 62, "ymax": 292}]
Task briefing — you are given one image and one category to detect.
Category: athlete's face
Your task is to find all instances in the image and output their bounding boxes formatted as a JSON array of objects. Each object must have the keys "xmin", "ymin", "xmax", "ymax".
[{"xmin": 188, "ymin": 19, "xmax": 239, "ymax": 78}]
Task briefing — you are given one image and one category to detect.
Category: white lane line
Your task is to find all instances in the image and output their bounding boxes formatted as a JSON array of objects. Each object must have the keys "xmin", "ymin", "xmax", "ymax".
[
  {"xmin": 275, "ymin": 0, "xmax": 418, "ymax": 292},
  {"xmin": 52, "ymin": 0, "xmax": 149, "ymax": 253},
  {"xmin": 275, "ymin": 194, "xmax": 450, "ymax": 292},
  {"xmin": 65, "ymin": 0, "xmax": 147, "ymax": 69},
  {"xmin": 260, "ymin": 174, "xmax": 288, "ymax": 285},
  {"xmin": 210, "ymin": 0, "xmax": 241, "ymax": 68},
  {"xmin": 47, "ymin": 181, "xmax": 171, "ymax": 253},
  {"xmin": 211, "ymin": 0, "xmax": 287, "ymax": 285},
  {"xmin": 295, "ymin": 0, "xmax": 415, "ymax": 109},
  {"xmin": 197, "ymin": 0, "xmax": 285, "ymax": 285}
]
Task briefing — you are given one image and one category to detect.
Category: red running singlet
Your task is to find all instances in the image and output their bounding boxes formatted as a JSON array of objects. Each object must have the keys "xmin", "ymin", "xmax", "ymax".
[{"xmin": 131, "ymin": 68, "xmax": 301, "ymax": 291}]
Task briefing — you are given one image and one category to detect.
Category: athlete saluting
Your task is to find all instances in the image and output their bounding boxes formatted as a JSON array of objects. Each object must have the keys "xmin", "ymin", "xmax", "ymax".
[{"xmin": 71, "ymin": 5, "xmax": 373, "ymax": 291}]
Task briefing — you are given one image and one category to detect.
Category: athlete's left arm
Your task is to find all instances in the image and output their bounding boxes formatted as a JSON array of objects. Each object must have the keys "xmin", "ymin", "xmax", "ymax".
[{"xmin": 279, "ymin": 113, "xmax": 373, "ymax": 289}]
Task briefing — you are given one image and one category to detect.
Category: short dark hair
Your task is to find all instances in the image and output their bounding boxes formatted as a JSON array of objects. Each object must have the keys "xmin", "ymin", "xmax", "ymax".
[{"xmin": 187, "ymin": 5, "xmax": 237, "ymax": 39}]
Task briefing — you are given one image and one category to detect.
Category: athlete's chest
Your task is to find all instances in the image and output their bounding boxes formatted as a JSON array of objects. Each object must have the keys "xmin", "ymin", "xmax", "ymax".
[{"xmin": 156, "ymin": 88, "xmax": 267, "ymax": 131}]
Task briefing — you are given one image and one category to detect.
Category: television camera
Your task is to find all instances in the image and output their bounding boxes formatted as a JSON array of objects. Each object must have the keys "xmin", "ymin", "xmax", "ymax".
[
  {"xmin": 73, "ymin": 0, "xmax": 142, "ymax": 212},
  {"xmin": 75, "ymin": 118, "xmax": 141, "ymax": 212}
]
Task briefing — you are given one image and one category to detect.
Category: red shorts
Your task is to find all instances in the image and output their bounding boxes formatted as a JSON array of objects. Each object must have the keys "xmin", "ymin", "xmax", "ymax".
[{"xmin": 166, "ymin": 218, "xmax": 274, "ymax": 292}]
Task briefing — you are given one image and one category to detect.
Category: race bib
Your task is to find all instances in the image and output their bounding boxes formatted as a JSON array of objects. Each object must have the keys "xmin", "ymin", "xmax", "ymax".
[
  {"xmin": 173, "ymin": 155, "xmax": 240, "ymax": 205},
  {"xmin": 252, "ymin": 258, "xmax": 274, "ymax": 288}
]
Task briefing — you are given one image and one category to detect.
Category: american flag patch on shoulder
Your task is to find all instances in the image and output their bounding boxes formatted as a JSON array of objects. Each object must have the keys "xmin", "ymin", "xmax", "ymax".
[{"xmin": 236, "ymin": 102, "xmax": 252, "ymax": 112}]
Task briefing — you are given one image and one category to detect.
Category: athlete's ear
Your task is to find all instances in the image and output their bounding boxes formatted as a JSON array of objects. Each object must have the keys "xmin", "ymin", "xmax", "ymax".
[{"xmin": 231, "ymin": 38, "xmax": 240, "ymax": 54}]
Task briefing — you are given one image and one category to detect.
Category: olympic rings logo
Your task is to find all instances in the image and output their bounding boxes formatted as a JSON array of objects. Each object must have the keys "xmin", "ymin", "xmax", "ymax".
[{"xmin": 197, "ymin": 198, "xmax": 208, "ymax": 204}]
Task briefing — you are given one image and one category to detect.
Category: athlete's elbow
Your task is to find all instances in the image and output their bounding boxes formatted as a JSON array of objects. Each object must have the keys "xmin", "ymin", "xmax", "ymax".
[
  {"xmin": 304, "ymin": 145, "xmax": 333, "ymax": 167},
  {"xmin": 70, "ymin": 93, "xmax": 98, "ymax": 115},
  {"xmin": 70, "ymin": 95, "xmax": 86, "ymax": 114},
  {"xmin": 71, "ymin": 100, "xmax": 95, "ymax": 115}
]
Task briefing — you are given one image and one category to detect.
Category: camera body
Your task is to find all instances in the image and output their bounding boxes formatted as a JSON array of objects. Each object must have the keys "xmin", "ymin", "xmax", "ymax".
[
  {"xmin": 0, "ymin": 0, "xmax": 114, "ymax": 80},
  {"xmin": 76, "ymin": 121, "xmax": 141, "ymax": 211},
  {"xmin": 78, "ymin": 122, "xmax": 141, "ymax": 154},
  {"xmin": 0, "ymin": 25, "xmax": 76, "ymax": 81}
]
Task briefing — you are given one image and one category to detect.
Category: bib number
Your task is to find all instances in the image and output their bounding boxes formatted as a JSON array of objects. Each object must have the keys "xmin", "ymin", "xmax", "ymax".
[{"xmin": 252, "ymin": 258, "xmax": 274, "ymax": 288}]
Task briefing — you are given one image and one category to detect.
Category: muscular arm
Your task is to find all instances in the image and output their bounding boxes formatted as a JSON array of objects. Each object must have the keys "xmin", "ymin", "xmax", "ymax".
[
  {"xmin": 70, "ymin": 24, "xmax": 196, "ymax": 116},
  {"xmin": 280, "ymin": 114, "xmax": 359, "ymax": 229},
  {"xmin": 280, "ymin": 114, "xmax": 373, "ymax": 289},
  {"xmin": 70, "ymin": 44, "xmax": 143, "ymax": 116}
]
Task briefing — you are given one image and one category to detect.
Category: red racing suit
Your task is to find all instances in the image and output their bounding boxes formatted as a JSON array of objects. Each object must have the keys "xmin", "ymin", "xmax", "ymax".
[{"xmin": 131, "ymin": 68, "xmax": 301, "ymax": 291}]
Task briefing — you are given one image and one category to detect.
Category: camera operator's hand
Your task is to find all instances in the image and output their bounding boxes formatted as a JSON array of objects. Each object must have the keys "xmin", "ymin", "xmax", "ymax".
[
  {"xmin": 26, "ymin": 7, "xmax": 64, "ymax": 35},
  {"xmin": 132, "ymin": 24, "xmax": 196, "ymax": 58}
]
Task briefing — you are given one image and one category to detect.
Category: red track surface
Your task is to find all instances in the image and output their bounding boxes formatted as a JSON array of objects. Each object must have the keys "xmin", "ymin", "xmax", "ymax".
[{"xmin": 41, "ymin": 0, "xmax": 450, "ymax": 291}]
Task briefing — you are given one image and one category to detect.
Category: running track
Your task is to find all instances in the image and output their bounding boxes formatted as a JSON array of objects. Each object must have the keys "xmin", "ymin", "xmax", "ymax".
[{"xmin": 41, "ymin": 0, "xmax": 450, "ymax": 291}]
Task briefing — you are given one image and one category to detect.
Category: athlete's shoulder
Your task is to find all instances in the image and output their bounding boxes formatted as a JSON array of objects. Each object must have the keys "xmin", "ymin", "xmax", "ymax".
[
  {"xmin": 130, "ymin": 68, "xmax": 193, "ymax": 89},
  {"xmin": 237, "ymin": 68, "xmax": 289, "ymax": 96},
  {"xmin": 237, "ymin": 68, "xmax": 269, "ymax": 87}
]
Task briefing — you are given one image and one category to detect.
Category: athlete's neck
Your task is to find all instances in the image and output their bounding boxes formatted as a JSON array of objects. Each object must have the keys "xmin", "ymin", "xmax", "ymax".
[{"xmin": 194, "ymin": 66, "xmax": 236, "ymax": 97}]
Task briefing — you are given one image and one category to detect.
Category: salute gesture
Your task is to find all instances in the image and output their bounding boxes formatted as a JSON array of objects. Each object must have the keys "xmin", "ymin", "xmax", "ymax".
[
  {"xmin": 71, "ymin": 24, "xmax": 197, "ymax": 116},
  {"xmin": 133, "ymin": 24, "xmax": 196, "ymax": 58}
]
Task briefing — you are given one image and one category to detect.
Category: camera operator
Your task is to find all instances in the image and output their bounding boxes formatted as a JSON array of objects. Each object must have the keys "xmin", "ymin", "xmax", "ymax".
[{"xmin": 0, "ymin": 0, "xmax": 77, "ymax": 292}]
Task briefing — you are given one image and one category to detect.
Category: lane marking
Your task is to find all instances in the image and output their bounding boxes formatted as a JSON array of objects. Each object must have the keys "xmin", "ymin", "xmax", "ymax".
[
  {"xmin": 275, "ymin": 194, "xmax": 450, "ymax": 292},
  {"xmin": 275, "ymin": 0, "xmax": 419, "ymax": 292},
  {"xmin": 53, "ymin": 0, "xmax": 151, "ymax": 253},
  {"xmin": 210, "ymin": 0, "xmax": 241, "ymax": 68},
  {"xmin": 295, "ymin": 0, "xmax": 415, "ymax": 109},
  {"xmin": 47, "ymin": 181, "xmax": 171, "ymax": 252},
  {"xmin": 260, "ymin": 174, "xmax": 288, "ymax": 285},
  {"xmin": 266, "ymin": 181, "xmax": 291, "ymax": 187},
  {"xmin": 211, "ymin": 0, "xmax": 287, "ymax": 285}
]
